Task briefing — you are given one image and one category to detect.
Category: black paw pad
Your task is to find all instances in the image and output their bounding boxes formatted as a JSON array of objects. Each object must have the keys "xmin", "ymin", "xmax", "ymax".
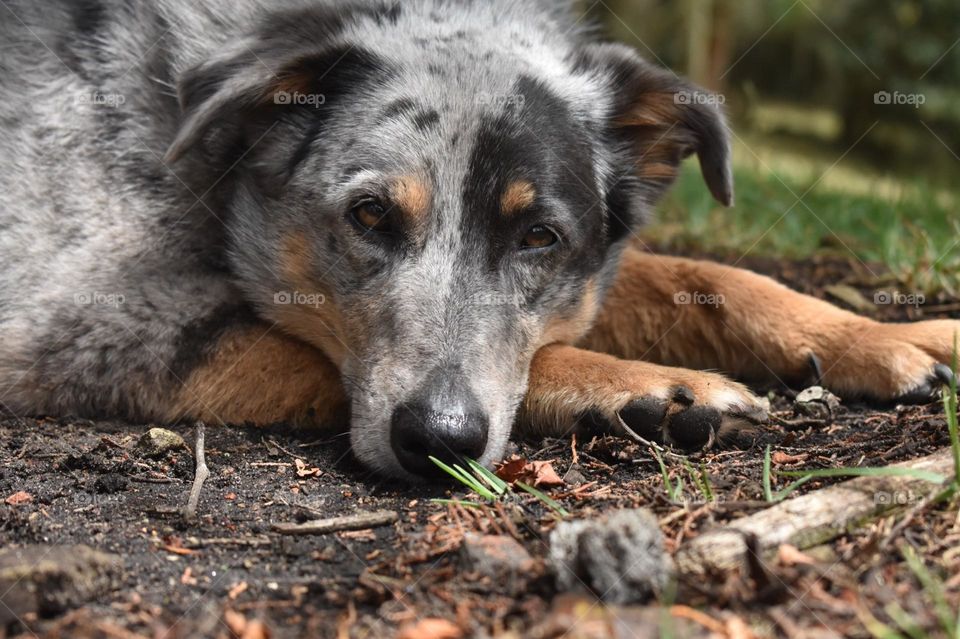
[
  {"xmin": 667, "ymin": 406, "xmax": 721, "ymax": 450},
  {"xmin": 617, "ymin": 397, "xmax": 668, "ymax": 443}
]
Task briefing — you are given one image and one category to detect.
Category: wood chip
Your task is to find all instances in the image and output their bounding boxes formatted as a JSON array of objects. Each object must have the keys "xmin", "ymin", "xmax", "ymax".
[
  {"xmin": 396, "ymin": 618, "xmax": 462, "ymax": 639},
  {"xmin": 5, "ymin": 491, "xmax": 32, "ymax": 506}
]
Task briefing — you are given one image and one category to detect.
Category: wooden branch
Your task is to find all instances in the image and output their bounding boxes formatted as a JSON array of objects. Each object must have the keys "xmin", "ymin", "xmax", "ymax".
[
  {"xmin": 272, "ymin": 510, "xmax": 399, "ymax": 536},
  {"xmin": 675, "ymin": 448, "xmax": 955, "ymax": 575}
]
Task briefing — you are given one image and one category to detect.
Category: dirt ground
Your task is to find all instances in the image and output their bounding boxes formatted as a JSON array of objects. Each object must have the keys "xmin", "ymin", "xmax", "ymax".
[{"xmin": 2, "ymin": 253, "xmax": 958, "ymax": 639}]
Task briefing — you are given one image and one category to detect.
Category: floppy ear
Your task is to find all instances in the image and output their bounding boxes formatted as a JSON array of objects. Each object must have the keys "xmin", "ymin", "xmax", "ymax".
[
  {"xmin": 577, "ymin": 43, "xmax": 733, "ymax": 207},
  {"xmin": 164, "ymin": 8, "xmax": 385, "ymax": 163}
]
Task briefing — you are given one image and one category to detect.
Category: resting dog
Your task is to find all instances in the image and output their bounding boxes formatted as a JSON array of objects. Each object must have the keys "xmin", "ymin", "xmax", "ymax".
[{"xmin": 1, "ymin": 0, "xmax": 956, "ymax": 479}]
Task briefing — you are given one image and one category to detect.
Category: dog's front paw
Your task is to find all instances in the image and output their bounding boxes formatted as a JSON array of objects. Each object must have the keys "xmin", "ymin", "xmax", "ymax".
[
  {"xmin": 523, "ymin": 345, "xmax": 768, "ymax": 450},
  {"xmin": 579, "ymin": 372, "xmax": 767, "ymax": 450},
  {"xmin": 813, "ymin": 319, "xmax": 959, "ymax": 403}
]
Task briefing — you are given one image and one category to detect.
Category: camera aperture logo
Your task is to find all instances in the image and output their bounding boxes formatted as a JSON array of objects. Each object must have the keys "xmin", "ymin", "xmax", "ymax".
[
  {"xmin": 74, "ymin": 291, "xmax": 125, "ymax": 308},
  {"xmin": 76, "ymin": 91, "xmax": 126, "ymax": 108},
  {"xmin": 674, "ymin": 91, "xmax": 725, "ymax": 107},
  {"xmin": 274, "ymin": 91, "xmax": 326, "ymax": 108},
  {"xmin": 874, "ymin": 290, "xmax": 925, "ymax": 307},
  {"xmin": 873, "ymin": 91, "xmax": 925, "ymax": 109},
  {"xmin": 274, "ymin": 291, "xmax": 326, "ymax": 308},
  {"xmin": 674, "ymin": 291, "xmax": 725, "ymax": 308}
]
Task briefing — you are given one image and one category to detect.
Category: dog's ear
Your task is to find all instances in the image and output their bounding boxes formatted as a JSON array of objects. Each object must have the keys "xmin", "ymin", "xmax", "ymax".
[
  {"xmin": 576, "ymin": 43, "xmax": 733, "ymax": 207},
  {"xmin": 164, "ymin": 9, "xmax": 385, "ymax": 163}
]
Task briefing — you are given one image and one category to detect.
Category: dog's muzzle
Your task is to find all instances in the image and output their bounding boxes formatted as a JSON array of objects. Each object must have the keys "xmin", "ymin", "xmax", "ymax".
[{"xmin": 389, "ymin": 366, "xmax": 489, "ymax": 478}]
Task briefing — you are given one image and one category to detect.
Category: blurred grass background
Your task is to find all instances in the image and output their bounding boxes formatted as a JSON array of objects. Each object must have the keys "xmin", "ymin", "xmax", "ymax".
[{"xmin": 583, "ymin": 0, "xmax": 960, "ymax": 295}]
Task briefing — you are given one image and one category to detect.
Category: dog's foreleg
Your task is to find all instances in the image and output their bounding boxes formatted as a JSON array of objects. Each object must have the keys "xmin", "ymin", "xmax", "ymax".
[
  {"xmin": 582, "ymin": 248, "xmax": 958, "ymax": 402},
  {"xmin": 169, "ymin": 325, "xmax": 347, "ymax": 427}
]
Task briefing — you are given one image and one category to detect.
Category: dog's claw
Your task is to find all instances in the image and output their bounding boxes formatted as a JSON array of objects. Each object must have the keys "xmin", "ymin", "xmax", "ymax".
[
  {"xmin": 934, "ymin": 363, "xmax": 955, "ymax": 387},
  {"xmin": 896, "ymin": 364, "xmax": 955, "ymax": 404},
  {"xmin": 671, "ymin": 385, "xmax": 695, "ymax": 406}
]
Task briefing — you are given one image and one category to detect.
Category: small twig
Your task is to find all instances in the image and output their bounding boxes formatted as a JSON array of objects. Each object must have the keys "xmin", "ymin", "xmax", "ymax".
[
  {"xmin": 272, "ymin": 510, "xmax": 398, "ymax": 536},
  {"xmin": 183, "ymin": 536, "xmax": 272, "ymax": 549},
  {"xmin": 182, "ymin": 422, "xmax": 209, "ymax": 522}
]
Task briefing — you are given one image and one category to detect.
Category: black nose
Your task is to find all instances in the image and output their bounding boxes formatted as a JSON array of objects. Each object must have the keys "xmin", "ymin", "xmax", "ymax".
[{"xmin": 390, "ymin": 369, "xmax": 488, "ymax": 478}]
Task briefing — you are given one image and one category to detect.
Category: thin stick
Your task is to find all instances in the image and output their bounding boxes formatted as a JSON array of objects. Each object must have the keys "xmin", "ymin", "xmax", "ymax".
[
  {"xmin": 182, "ymin": 422, "xmax": 209, "ymax": 522},
  {"xmin": 272, "ymin": 510, "xmax": 398, "ymax": 536}
]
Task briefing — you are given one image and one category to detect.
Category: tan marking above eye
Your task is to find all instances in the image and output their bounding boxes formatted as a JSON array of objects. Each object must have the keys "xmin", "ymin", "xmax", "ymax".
[
  {"xmin": 390, "ymin": 175, "xmax": 431, "ymax": 224},
  {"xmin": 501, "ymin": 180, "xmax": 537, "ymax": 216}
]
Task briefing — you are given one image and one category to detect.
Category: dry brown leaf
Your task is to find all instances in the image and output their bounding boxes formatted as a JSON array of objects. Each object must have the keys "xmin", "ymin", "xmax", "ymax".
[
  {"xmin": 223, "ymin": 609, "xmax": 247, "ymax": 636},
  {"xmin": 228, "ymin": 581, "xmax": 249, "ymax": 600},
  {"xmin": 241, "ymin": 619, "xmax": 270, "ymax": 639},
  {"xmin": 778, "ymin": 544, "xmax": 816, "ymax": 566},
  {"xmin": 5, "ymin": 491, "xmax": 32, "ymax": 506},
  {"xmin": 494, "ymin": 456, "xmax": 564, "ymax": 487},
  {"xmin": 772, "ymin": 452, "xmax": 808, "ymax": 465},
  {"xmin": 396, "ymin": 618, "xmax": 462, "ymax": 639},
  {"xmin": 294, "ymin": 458, "xmax": 321, "ymax": 478}
]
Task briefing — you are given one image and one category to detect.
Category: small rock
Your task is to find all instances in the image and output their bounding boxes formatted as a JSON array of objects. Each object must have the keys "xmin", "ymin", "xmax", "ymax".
[
  {"xmin": 136, "ymin": 427, "xmax": 188, "ymax": 458},
  {"xmin": 794, "ymin": 386, "xmax": 840, "ymax": 419},
  {"xmin": 94, "ymin": 473, "xmax": 129, "ymax": 494},
  {"xmin": 562, "ymin": 463, "xmax": 587, "ymax": 486},
  {"xmin": 460, "ymin": 533, "xmax": 534, "ymax": 589},
  {"xmin": 0, "ymin": 545, "xmax": 123, "ymax": 625},
  {"xmin": 549, "ymin": 508, "xmax": 673, "ymax": 604}
]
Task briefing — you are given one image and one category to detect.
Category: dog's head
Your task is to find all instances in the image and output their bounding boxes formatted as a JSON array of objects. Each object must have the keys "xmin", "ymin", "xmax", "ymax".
[{"xmin": 167, "ymin": 2, "xmax": 732, "ymax": 479}]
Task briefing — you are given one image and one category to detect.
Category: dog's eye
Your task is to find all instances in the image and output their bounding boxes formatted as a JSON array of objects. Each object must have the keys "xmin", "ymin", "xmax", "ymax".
[
  {"xmin": 520, "ymin": 225, "xmax": 558, "ymax": 250},
  {"xmin": 350, "ymin": 200, "xmax": 392, "ymax": 233}
]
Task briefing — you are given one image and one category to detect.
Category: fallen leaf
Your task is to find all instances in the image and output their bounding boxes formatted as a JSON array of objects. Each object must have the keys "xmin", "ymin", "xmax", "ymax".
[
  {"xmin": 241, "ymin": 619, "xmax": 270, "ymax": 639},
  {"xmin": 494, "ymin": 456, "xmax": 564, "ymax": 487},
  {"xmin": 396, "ymin": 618, "xmax": 462, "ymax": 639},
  {"xmin": 294, "ymin": 459, "xmax": 321, "ymax": 478},
  {"xmin": 530, "ymin": 460, "xmax": 564, "ymax": 487},
  {"xmin": 228, "ymin": 581, "xmax": 249, "ymax": 600},
  {"xmin": 772, "ymin": 452, "xmax": 808, "ymax": 465},
  {"xmin": 5, "ymin": 491, "xmax": 32, "ymax": 506},
  {"xmin": 778, "ymin": 544, "xmax": 816, "ymax": 566},
  {"xmin": 223, "ymin": 609, "xmax": 247, "ymax": 636}
]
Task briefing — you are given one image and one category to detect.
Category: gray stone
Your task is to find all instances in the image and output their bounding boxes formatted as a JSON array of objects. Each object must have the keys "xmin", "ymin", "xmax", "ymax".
[
  {"xmin": 794, "ymin": 386, "xmax": 841, "ymax": 419},
  {"xmin": 136, "ymin": 427, "xmax": 188, "ymax": 457},
  {"xmin": 0, "ymin": 545, "xmax": 123, "ymax": 624},
  {"xmin": 460, "ymin": 533, "xmax": 534, "ymax": 585},
  {"xmin": 549, "ymin": 508, "xmax": 673, "ymax": 604}
]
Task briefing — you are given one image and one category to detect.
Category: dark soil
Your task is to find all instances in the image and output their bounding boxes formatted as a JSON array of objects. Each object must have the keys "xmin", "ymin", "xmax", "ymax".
[{"xmin": 2, "ymin": 254, "xmax": 958, "ymax": 639}]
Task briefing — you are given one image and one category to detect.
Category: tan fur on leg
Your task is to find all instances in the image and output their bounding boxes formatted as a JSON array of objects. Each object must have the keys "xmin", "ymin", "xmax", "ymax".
[
  {"xmin": 583, "ymin": 247, "xmax": 960, "ymax": 400},
  {"xmin": 170, "ymin": 325, "xmax": 347, "ymax": 427}
]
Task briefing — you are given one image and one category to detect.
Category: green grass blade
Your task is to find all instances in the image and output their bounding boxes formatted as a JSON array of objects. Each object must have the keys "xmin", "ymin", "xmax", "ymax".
[
  {"xmin": 431, "ymin": 498, "xmax": 485, "ymax": 509},
  {"xmin": 884, "ymin": 602, "xmax": 929, "ymax": 639},
  {"xmin": 902, "ymin": 545, "xmax": 956, "ymax": 636},
  {"xmin": 699, "ymin": 463, "xmax": 714, "ymax": 502},
  {"xmin": 944, "ymin": 333, "xmax": 959, "ymax": 486},
  {"xmin": 774, "ymin": 475, "xmax": 816, "ymax": 502},
  {"xmin": 466, "ymin": 459, "xmax": 508, "ymax": 495},
  {"xmin": 516, "ymin": 481, "xmax": 570, "ymax": 517},
  {"xmin": 780, "ymin": 466, "xmax": 947, "ymax": 484},
  {"xmin": 429, "ymin": 456, "xmax": 497, "ymax": 500}
]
